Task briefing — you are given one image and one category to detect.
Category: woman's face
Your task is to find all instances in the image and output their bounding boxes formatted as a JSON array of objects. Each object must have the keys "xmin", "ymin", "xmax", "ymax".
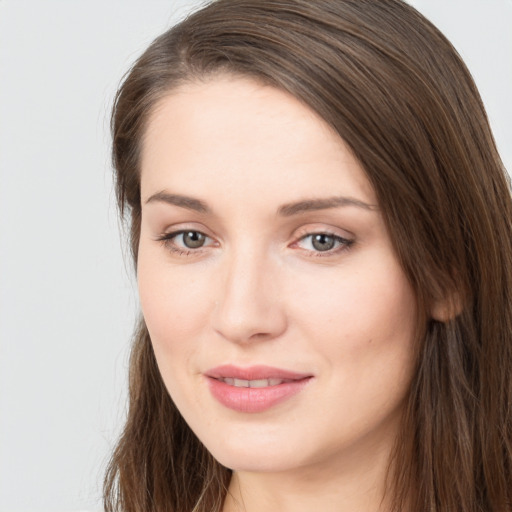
[{"xmin": 138, "ymin": 76, "xmax": 417, "ymax": 477}]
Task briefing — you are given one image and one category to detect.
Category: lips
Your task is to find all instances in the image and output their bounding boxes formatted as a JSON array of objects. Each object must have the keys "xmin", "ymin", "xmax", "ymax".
[
  {"xmin": 205, "ymin": 365, "xmax": 313, "ymax": 413},
  {"xmin": 218, "ymin": 377, "xmax": 290, "ymax": 387}
]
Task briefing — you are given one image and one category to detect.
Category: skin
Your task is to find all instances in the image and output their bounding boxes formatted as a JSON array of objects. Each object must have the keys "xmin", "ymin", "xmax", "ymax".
[{"xmin": 138, "ymin": 76, "xmax": 418, "ymax": 512}]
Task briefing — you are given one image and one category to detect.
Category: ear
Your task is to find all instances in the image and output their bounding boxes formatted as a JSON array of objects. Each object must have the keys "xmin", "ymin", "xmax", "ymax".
[{"xmin": 430, "ymin": 289, "xmax": 463, "ymax": 322}]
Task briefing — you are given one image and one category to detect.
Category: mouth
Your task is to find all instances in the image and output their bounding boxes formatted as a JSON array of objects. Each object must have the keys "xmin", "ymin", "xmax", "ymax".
[
  {"xmin": 204, "ymin": 365, "xmax": 313, "ymax": 413},
  {"xmin": 215, "ymin": 377, "xmax": 295, "ymax": 388}
]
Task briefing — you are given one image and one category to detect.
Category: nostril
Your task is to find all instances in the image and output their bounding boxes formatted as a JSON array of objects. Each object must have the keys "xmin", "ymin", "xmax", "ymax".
[
  {"xmin": 212, "ymin": 307, "xmax": 288, "ymax": 345},
  {"xmin": 211, "ymin": 257, "xmax": 288, "ymax": 343}
]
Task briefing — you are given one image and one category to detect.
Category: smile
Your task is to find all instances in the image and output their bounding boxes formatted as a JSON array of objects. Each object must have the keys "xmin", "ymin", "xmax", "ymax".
[
  {"xmin": 205, "ymin": 365, "xmax": 313, "ymax": 413},
  {"xmin": 218, "ymin": 377, "xmax": 292, "ymax": 388}
]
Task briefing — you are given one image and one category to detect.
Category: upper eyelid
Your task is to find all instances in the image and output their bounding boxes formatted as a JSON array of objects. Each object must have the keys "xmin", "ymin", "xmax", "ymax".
[
  {"xmin": 293, "ymin": 232, "xmax": 353, "ymax": 248},
  {"xmin": 298, "ymin": 232, "xmax": 351, "ymax": 242},
  {"xmin": 161, "ymin": 228, "xmax": 208, "ymax": 237},
  {"xmin": 159, "ymin": 229, "xmax": 213, "ymax": 242},
  {"xmin": 292, "ymin": 223, "xmax": 354, "ymax": 240},
  {"xmin": 158, "ymin": 224, "xmax": 214, "ymax": 239}
]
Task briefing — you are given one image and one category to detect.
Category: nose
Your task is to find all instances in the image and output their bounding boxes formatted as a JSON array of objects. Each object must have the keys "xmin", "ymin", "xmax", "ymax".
[{"xmin": 212, "ymin": 247, "xmax": 287, "ymax": 344}]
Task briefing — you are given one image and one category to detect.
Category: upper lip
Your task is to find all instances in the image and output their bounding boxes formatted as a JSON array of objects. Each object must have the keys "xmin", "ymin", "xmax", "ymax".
[{"xmin": 205, "ymin": 364, "xmax": 312, "ymax": 381}]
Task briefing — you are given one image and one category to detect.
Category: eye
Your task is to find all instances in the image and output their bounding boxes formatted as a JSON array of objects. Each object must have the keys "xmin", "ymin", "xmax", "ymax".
[
  {"xmin": 295, "ymin": 232, "xmax": 353, "ymax": 255},
  {"xmin": 177, "ymin": 231, "xmax": 208, "ymax": 249},
  {"xmin": 310, "ymin": 233, "xmax": 337, "ymax": 251},
  {"xmin": 157, "ymin": 229, "xmax": 215, "ymax": 253}
]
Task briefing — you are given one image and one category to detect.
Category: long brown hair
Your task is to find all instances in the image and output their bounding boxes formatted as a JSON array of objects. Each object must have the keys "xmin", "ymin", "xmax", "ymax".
[{"xmin": 104, "ymin": 1, "xmax": 512, "ymax": 510}]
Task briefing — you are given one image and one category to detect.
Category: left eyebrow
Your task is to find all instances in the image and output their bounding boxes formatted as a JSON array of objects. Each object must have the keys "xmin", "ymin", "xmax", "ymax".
[{"xmin": 278, "ymin": 196, "xmax": 378, "ymax": 216}]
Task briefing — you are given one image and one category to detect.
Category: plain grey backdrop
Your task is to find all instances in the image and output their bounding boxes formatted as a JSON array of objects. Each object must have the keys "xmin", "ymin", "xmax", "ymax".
[{"xmin": 0, "ymin": 1, "xmax": 510, "ymax": 511}]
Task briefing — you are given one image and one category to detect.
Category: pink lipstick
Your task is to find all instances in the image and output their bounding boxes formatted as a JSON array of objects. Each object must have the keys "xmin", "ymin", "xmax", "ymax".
[{"xmin": 205, "ymin": 365, "xmax": 313, "ymax": 413}]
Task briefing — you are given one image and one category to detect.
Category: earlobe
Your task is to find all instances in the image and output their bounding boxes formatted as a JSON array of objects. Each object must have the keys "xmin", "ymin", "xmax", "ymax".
[{"xmin": 430, "ymin": 291, "xmax": 463, "ymax": 322}]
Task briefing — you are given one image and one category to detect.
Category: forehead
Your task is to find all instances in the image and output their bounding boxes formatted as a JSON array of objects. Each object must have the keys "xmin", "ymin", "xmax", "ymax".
[{"xmin": 140, "ymin": 76, "xmax": 376, "ymax": 207}]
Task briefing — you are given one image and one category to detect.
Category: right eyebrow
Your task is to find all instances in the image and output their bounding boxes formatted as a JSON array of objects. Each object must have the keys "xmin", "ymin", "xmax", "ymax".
[{"xmin": 144, "ymin": 191, "xmax": 210, "ymax": 213}]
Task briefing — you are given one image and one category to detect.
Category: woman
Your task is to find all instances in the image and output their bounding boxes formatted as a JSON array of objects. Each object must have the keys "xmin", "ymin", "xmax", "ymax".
[{"xmin": 104, "ymin": 1, "xmax": 512, "ymax": 511}]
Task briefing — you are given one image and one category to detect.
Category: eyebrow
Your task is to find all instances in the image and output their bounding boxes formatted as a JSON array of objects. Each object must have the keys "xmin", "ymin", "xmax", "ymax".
[
  {"xmin": 145, "ymin": 191, "xmax": 210, "ymax": 213},
  {"xmin": 278, "ymin": 196, "xmax": 378, "ymax": 216},
  {"xmin": 145, "ymin": 191, "xmax": 377, "ymax": 216}
]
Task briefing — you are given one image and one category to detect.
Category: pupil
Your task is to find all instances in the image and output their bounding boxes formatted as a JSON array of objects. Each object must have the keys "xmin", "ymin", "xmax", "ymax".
[
  {"xmin": 183, "ymin": 231, "xmax": 205, "ymax": 249},
  {"xmin": 312, "ymin": 234, "xmax": 335, "ymax": 251}
]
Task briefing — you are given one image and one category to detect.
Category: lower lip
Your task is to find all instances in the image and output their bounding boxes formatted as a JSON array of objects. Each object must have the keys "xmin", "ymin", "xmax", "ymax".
[{"xmin": 206, "ymin": 377, "xmax": 312, "ymax": 413}]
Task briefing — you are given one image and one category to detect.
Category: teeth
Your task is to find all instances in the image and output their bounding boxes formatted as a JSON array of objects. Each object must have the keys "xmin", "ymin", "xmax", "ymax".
[
  {"xmin": 249, "ymin": 379, "xmax": 274, "ymax": 388},
  {"xmin": 221, "ymin": 378, "xmax": 286, "ymax": 387},
  {"xmin": 266, "ymin": 378, "xmax": 284, "ymax": 387}
]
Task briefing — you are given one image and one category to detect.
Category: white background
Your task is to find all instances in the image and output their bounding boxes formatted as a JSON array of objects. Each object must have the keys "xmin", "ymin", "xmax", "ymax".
[{"xmin": 0, "ymin": 1, "xmax": 510, "ymax": 511}]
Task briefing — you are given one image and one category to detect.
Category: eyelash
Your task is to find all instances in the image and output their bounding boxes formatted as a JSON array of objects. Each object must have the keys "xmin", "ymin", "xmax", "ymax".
[
  {"xmin": 156, "ymin": 230, "xmax": 215, "ymax": 256},
  {"xmin": 156, "ymin": 230, "xmax": 354, "ymax": 257},
  {"xmin": 293, "ymin": 232, "xmax": 354, "ymax": 257}
]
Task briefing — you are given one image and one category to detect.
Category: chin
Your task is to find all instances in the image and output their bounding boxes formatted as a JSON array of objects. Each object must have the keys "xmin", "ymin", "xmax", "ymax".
[
  {"xmin": 213, "ymin": 448, "xmax": 300, "ymax": 473},
  {"xmin": 196, "ymin": 425, "xmax": 305, "ymax": 473}
]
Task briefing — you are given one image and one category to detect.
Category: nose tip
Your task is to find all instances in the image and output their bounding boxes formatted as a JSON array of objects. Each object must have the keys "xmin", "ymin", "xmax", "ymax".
[
  {"xmin": 212, "ymin": 257, "xmax": 287, "ymax": 344},
  {"xmin": 214, "ymin": 306, "xmax": 285, "ymax": 344}
]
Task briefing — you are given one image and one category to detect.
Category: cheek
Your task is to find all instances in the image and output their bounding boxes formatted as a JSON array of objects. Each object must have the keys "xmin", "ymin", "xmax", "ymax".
[
  {"xmin": 290, "ymin": 255, "xmax": 417, "ymax": 360},
  {"xmin": 137, "ymin": 251, "xmax": 215, "ymax": 410},
  {"xmin": 137, "ymin": 248, "xmax": 213, "ymax": 354}
]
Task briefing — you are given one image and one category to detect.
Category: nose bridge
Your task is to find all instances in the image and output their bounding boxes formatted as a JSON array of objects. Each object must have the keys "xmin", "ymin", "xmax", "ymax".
[{"xmin": 213, "ymin": 241, "xmax": 286, "ymax": 343}]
